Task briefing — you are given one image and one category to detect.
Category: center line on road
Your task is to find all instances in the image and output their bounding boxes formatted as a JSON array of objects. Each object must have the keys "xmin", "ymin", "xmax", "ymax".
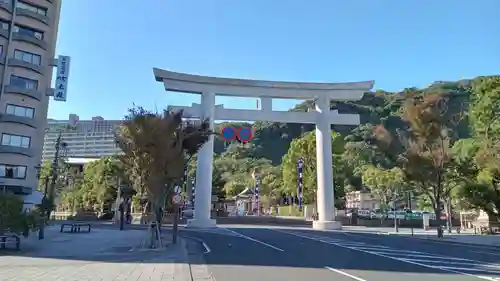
[
  {"xmin": 325, "ymin": 266, "xmax": 368, "ymax": 281},
  {"xmin": 223, "ymin": 228, "xmax": 285, "ymax": 252}
]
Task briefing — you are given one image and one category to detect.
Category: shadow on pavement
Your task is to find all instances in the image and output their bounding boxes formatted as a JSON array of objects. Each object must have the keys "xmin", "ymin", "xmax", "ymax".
[
  {"xmin": 0, "ymin": 222, "xmax": 183, "ymax": 264},
  {"xmin": 3, "ymin": 222, "xmax": 500, "ymax": 280}
]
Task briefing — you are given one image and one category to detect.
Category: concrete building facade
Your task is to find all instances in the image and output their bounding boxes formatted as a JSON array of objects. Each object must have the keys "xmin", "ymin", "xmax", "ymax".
[
  {"xmin": 0, "ymin": 0, "xmax": 63, "ymax": 195},
  {"xmin": 345, "ymin": 190, "xmax": 380, "ymax": 210},
  {"xmin": 42, "ymin": 114, "xmax": 122, "ymax": 161}
]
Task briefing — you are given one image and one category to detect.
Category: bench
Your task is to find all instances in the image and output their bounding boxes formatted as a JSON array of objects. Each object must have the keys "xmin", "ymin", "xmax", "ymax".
[
  {"xmin": 60, "ymin": 223, "xmax": 91, "ymax": 233},
  {"xmin": 0, "ymin": 233, "xmax": 20, "ymax": 250}
]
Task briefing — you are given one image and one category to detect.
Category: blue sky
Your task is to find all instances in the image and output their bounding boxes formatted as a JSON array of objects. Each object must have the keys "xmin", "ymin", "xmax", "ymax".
[{"xmin": 49, "ymin": 0, "xmax": 500, "ymax": 120}]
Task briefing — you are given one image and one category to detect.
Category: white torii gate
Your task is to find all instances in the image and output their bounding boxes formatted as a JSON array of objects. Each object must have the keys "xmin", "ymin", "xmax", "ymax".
[{"xmin": 153, "ymin": 68, "xmax": 374, "ymax": 230}]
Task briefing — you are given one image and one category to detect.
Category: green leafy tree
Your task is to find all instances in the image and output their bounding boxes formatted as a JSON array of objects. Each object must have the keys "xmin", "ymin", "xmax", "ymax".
[
  {"xmin": 115, "ymin": 106, "xmax": 212, "ymax": 246},
  {"xmin": 457, "ymin": 77, "xmax": 500, "ymax": 223},
  {"xmin": 281, "ymin": 130, "xmax": 345, "ymax": 207},
  {"xmin": 362, "ymin": 165, "xmax": 405, "ymax": 211},
  {"xmin": 223, "ymin": 173, "xmax": 251, "ymax": 197},
  {"xmin": 37, "ymin": 161, "xmax": 52, "ymax": 192},
  {"xmin": 469, "ymin": 76, "xmax": 500, "ymax": 140},
  {"xmin": 374, "ymin": 94, "xmax": 455, "ymax": 237},
  {"xmin": 0, "ymin": 194, "xmax": 41, "ymax": 237}
]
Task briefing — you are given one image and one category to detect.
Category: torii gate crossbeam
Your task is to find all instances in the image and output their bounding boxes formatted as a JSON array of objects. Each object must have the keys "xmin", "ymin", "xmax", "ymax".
[{"xmin": 154, "ymin": 68, "xmax": 374, "ymax": 230}]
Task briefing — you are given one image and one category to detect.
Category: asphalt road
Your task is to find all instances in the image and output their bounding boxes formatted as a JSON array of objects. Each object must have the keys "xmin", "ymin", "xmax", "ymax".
[{"xmin": 181, "ymin": 225, "xmax": 500, "ymax": 281}]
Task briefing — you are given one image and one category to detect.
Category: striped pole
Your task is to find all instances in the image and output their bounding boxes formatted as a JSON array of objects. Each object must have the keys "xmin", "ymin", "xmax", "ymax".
[
  {"xmin": 191, "ymin": 179, "xmax": 196, "ymax": 208},
  {"xmin": 297, "ymin": 158, "xmax": 304, "ymax": 212},
  {"xmin": 183, "ymin": 166, "xmax": 188, "ymax": 209},
  {"xmin": 254, "ymin": 174, "xmax": 261, "ymax": 215}
]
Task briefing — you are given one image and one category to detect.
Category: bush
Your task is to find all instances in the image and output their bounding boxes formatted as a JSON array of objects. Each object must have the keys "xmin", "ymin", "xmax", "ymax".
[{"xmin": 0, "ymin": 194, "xmax": 42, "ymax": 236}]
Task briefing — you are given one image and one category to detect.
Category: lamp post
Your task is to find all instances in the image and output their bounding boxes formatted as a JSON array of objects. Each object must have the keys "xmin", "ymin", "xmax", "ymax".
[
  {"xmin": 392, "ymin": 190, "xmax": 399, "ymax": 233},
  {"xmin": 34, "ymin": 164, "xmax": 47, "ymax": 240}
]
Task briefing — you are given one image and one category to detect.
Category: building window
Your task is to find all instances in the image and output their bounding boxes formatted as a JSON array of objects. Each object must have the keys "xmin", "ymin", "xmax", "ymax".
[
  {"xmin": 13, "ymin": 25, "xmax": 43, "ymax": 40},
  {"xmin": 6, "ymin": 104, "xmax": 35, "ymax": 118},
  {"xmin": 14, "ymin": 49, "xmax": 41, "ymax": 65},
  {"xmin": 0, "ymin": 19, "xmax": 9, "ymax": 31},
  {"xmin": 1, "ymin": 133, "xmax": 31, "ymax": 148},
  {"xmin": 16, "ymin": 1, "xmax": 47, "ymax": 16},
  {"xmin": 0, "ymin": 164, "xmax": 27, "ymax": 179},
  {"xmin": 10, "ymin": 75, "xmax": 38, "ymax": 90}
]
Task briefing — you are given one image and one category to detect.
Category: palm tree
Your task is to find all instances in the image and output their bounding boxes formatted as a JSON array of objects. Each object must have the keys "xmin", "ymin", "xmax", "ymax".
[{"xmin": 115, "ymin": 106, "xmax": 212, "ymax": 247}]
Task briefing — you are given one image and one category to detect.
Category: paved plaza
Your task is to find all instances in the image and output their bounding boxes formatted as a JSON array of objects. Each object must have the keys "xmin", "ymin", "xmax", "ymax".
[{"xmin": 0, "ymin": 226, "xmax": 194, "ymax": 281}]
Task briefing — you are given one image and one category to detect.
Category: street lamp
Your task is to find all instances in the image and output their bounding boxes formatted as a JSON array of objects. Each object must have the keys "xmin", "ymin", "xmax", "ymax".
[{"xmin": 34, "ymin": 164, "xmax": 48, "ymax": 240}]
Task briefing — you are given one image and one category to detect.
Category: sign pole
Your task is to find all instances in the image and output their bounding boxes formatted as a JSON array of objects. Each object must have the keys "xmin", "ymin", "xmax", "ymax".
[
  {"xmin": 172, "ymin": 185, "xmax": 181, "ymax": 244},
  {"xmin": 252, "ymin": 170, "xmax": 261, "ymax": 216},
  {"xmin": 297, "ymin": 158, "xmax": 304, "ymax": 215}
]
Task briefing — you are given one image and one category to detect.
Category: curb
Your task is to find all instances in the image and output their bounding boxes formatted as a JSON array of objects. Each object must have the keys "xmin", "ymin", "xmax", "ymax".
[
  {"xmin": 179, "ymin": 234, "xmax": 215, "ymax": 281},
  {"xmin": 173, "ymin": 237, "xmax": 192, "ymax": 281},
  {"xmin": 382, "ymin": 232, "xmax": 500, "ymax": 249}
]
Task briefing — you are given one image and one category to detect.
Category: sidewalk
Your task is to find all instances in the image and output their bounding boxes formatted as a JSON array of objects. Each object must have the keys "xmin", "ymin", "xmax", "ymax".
[
  {"xmin": 0, "ymin": 226, "xmax": 194, "ymax": 281},
  {"xmin": 408, "ymin": 234, "xmax": 500, "ymax": 247}
]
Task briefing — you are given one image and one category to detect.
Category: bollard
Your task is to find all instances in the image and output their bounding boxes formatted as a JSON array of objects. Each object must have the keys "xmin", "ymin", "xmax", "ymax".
[{"xmin": 437, "ymin": 226, "xmax": 444, "ymax": 238}]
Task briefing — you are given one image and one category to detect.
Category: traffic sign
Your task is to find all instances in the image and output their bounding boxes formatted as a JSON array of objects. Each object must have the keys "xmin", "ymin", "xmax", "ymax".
[
  {"xmin": 174, "ymin": 185, "xmax": 181, "ymax": 194},
  {"xmin": 172, "ymin": 194, "xmax": 182, "ymax": 204},
  {"xmin": 237, "ymin": 127, "xmax": 253, "ymax": 143}
]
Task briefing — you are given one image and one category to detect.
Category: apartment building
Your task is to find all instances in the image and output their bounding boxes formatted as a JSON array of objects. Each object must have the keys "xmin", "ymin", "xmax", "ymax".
[
  {"xmin": 42, "ymin": 114, "xmax": 122, "ymax": 161},
  {"xmin": 0, "ymin": 0, "xmax": 62, "ymax": 195}
]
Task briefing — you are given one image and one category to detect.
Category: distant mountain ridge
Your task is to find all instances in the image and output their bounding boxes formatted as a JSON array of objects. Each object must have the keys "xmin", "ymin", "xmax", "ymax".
[{"xmin": 214, "ymin": 76, "xmax": 498, "ymax": 163}]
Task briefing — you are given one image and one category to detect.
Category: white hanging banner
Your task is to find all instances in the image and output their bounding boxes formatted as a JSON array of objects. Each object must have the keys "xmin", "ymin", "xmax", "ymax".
[{"xmin": 54, "ymin": 55, "xmax": 71, "ymax": 102}]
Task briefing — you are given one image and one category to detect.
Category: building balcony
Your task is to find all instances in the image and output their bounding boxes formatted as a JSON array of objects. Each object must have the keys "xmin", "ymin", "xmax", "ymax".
[
  {"xmin": 8, "ymin": 58, "xmax": 43, "ymax": 74},
  {"xmin": 0, "ymin": 112, "xmax": 37, "ymax": 128},
  {"xmin": 16, "ymin": 7, "xmax": 50, "ymax": 26},
  {"xmin": 4, "ymin": 84, "xmax": 43, "ymax": 100},
  {"xmin": 0, "ymin": 144, "xmax": 34, "ymax": 157}
]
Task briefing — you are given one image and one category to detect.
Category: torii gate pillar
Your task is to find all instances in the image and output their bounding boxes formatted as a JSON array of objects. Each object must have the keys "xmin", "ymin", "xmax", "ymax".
[
  {"xmin": 189, "ymin": 91, "xmax": 216, "ymax": 228},
  {"xmin": 314, "ymin": 95, "xmax": 338, "ymax": 229},
  {"xmin": 153, "ymin": 68, "xmax": 374, "ymax": 229}
]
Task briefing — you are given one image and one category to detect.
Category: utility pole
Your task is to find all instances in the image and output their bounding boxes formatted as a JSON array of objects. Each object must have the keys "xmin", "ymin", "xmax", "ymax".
[{"xmin": 407, "ymin": 191, "xmax": 414, "ymax": 236}]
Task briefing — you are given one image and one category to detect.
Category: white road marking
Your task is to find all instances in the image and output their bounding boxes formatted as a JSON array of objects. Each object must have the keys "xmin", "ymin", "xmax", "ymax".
[
  {"xmin": 472, "ymin": 251, "xmax": 500, "ymax": 256},
  {"xmin": 374, "ymin": 252, "xmax": 471, "ymax": 260},
  {"xmin": 271, "ymin": 229, "xmax": 500, "ymax": 281},
  {"xmin": 325, "ymin": 266, "xmax": 368, "ymax": 281},
  {"xmin": 436, "ymin": 266, "xmax": 500, "ymax": 275},
  {"xmin": 223, "ymin": 228, "xmax": 285, "ymax": 252},
  {"xmin": 337, "ymin": 242, "xmax": 373, "ymax": 247},
  {"xmin": 354, "ymin": 247, "xmax": 417, "ymax": 253},
  {"xmin": 202, "ymin": 241, "xmax": 211, "ymax": 254},
  {"xmin": 400, "ymin": 258, "xmax": 499, "ymax": 267}
]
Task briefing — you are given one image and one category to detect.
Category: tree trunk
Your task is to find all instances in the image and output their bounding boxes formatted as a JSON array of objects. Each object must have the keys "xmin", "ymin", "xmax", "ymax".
[
  {"xmin": 172, "ymin": 203, "xmax": 179, "ymax": 244},
  {"xmin": 149, "ymin": 199, "xmax": 162, "ymax": 248},
  {"xmin": 446, "ymin": 199, "xmax": 453, "ymax": 233},
  {"xmin": 119, "ymin": 203, "xmax": 124, "ymax": 231}
]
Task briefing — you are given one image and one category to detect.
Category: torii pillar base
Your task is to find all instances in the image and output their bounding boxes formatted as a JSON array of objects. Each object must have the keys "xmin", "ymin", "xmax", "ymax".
[
  {"xmin": 186, "ymin": 218, "xmax": 217, "ymax": 229},
  {"xmin": 313, "ymin": 220, "xmax": 342, "ymax": 230}
]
